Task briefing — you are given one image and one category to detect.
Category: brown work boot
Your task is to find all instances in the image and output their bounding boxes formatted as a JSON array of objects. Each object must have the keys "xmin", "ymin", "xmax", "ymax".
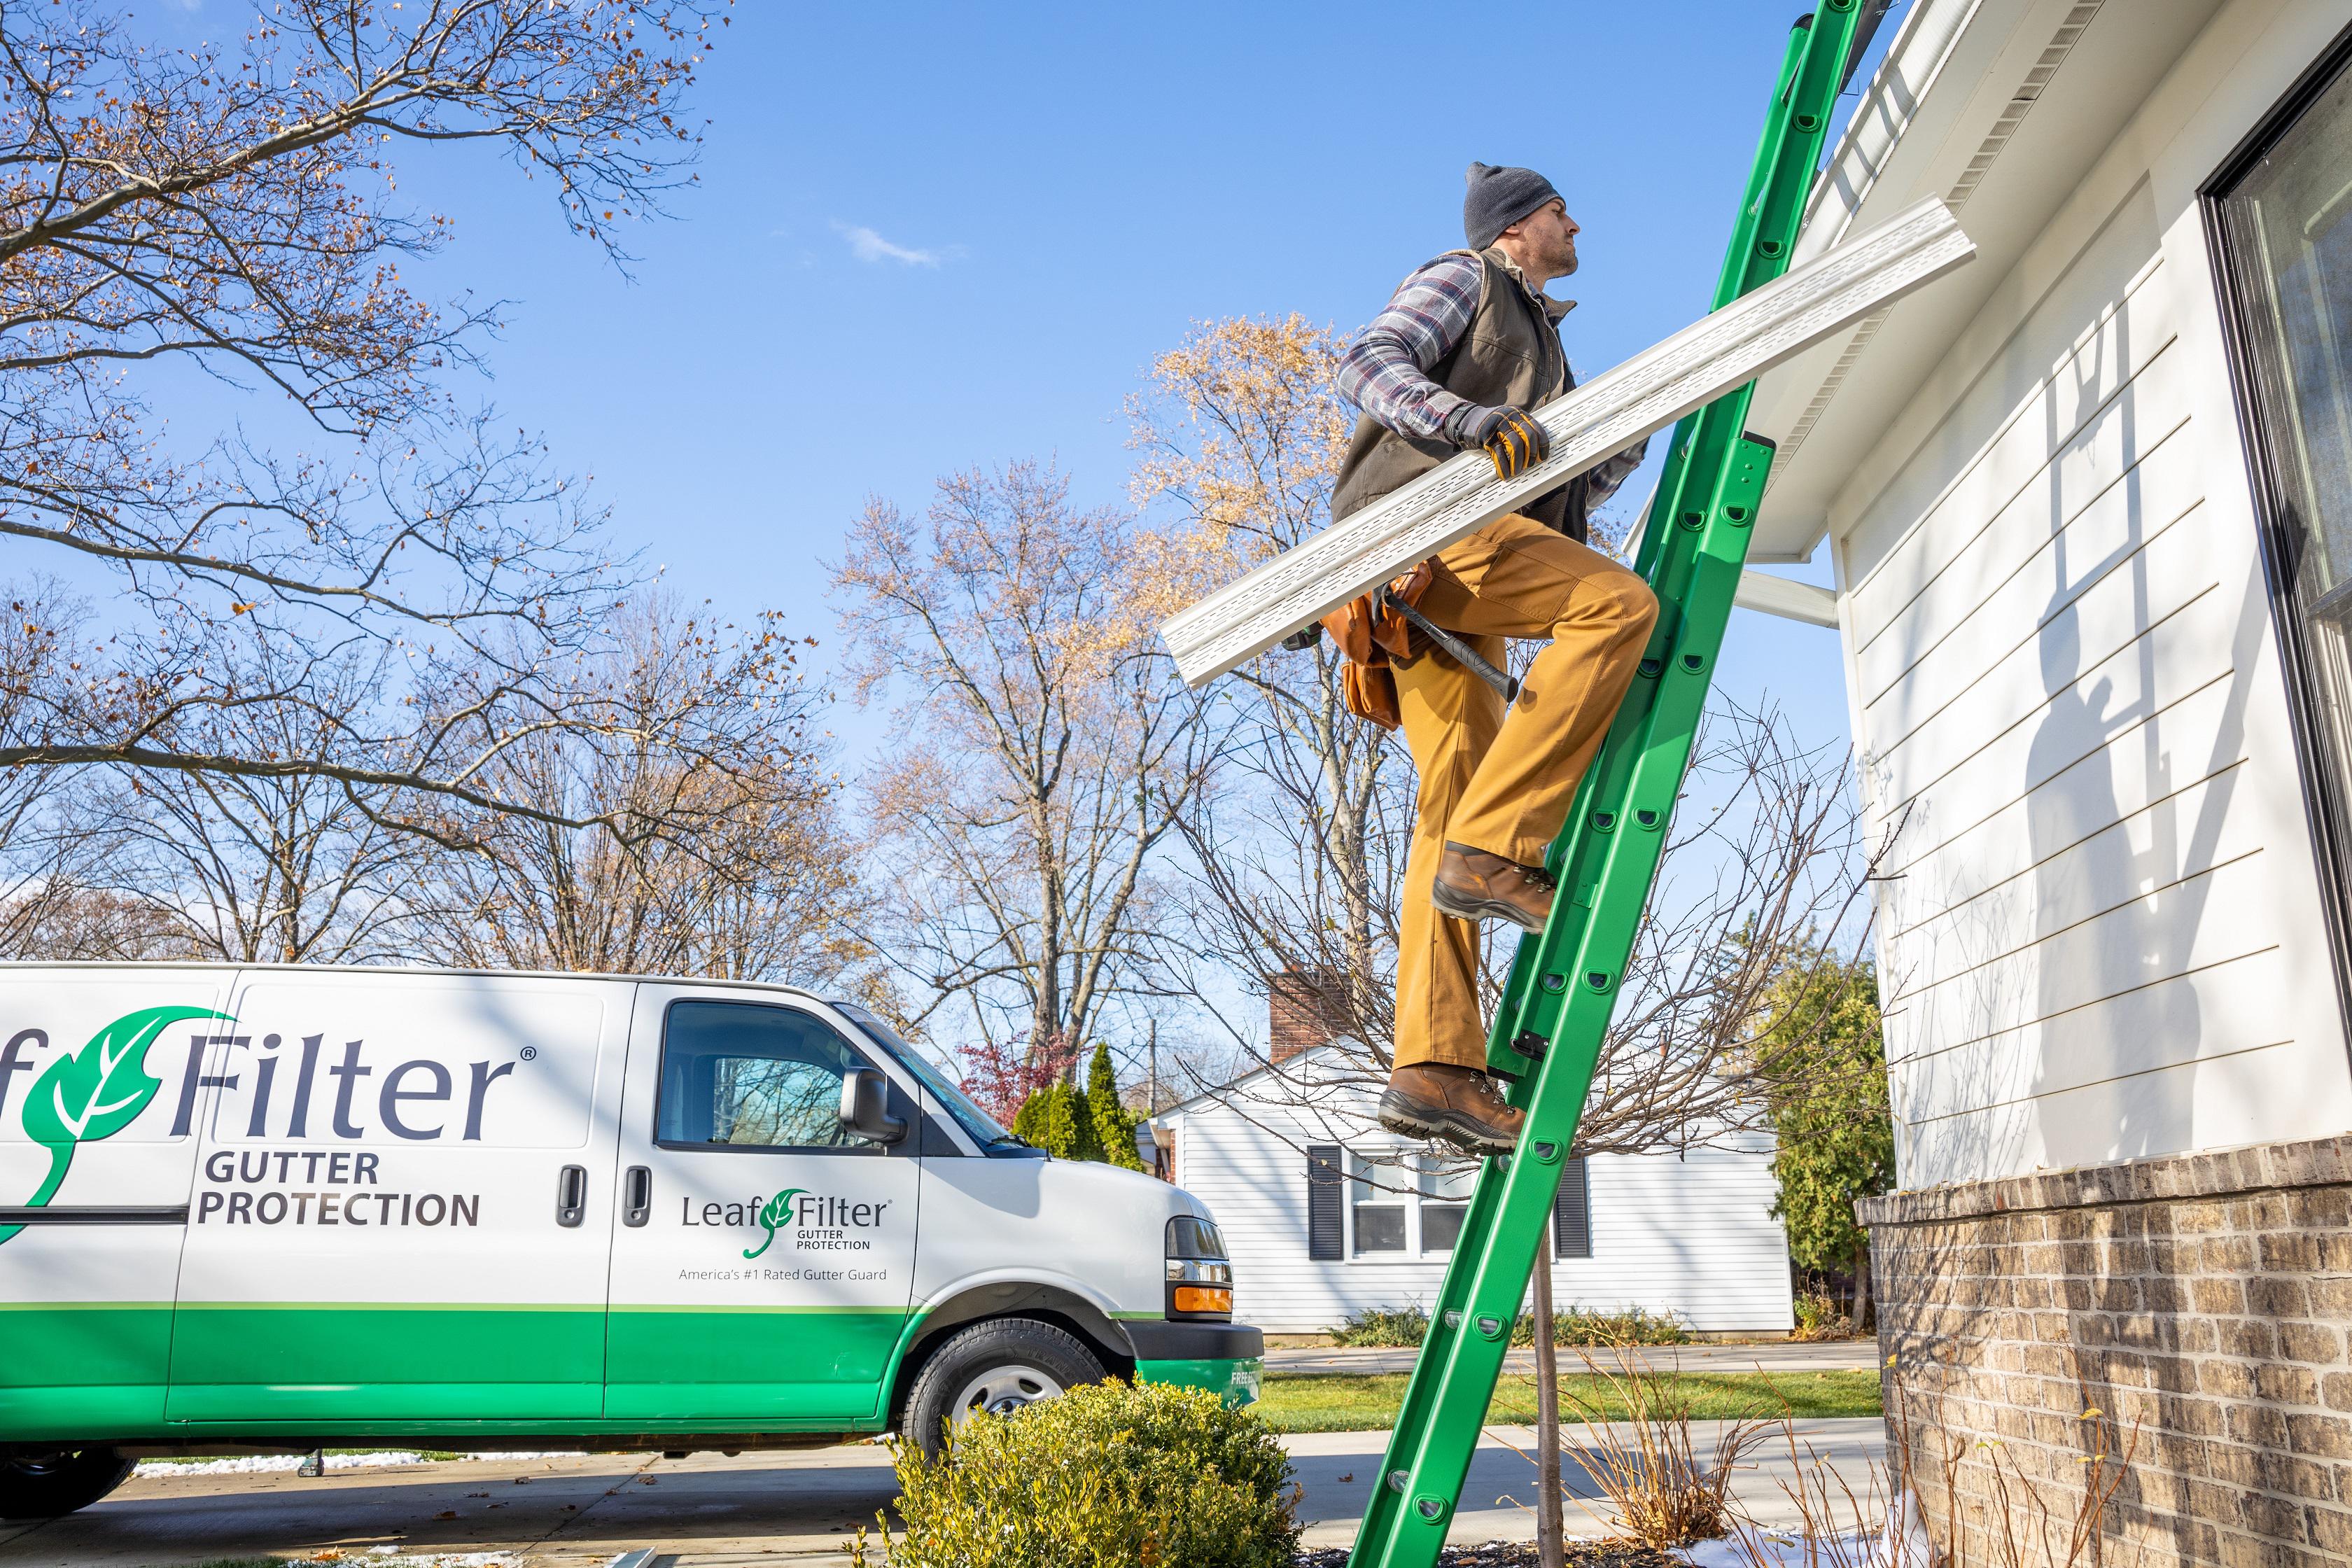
[
  {"xmin": 1378, "ymin": 1063, "xmax": 1526, "ymax": 1156},
  {"xmin": 1430, "ymin": 842, "xmax": 1556, "ymax": 932}
]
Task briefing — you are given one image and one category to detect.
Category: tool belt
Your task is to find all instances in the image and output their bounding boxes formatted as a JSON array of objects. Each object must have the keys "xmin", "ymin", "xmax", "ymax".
[
  {"xmin": 1319, "ymin": 559, "xmax": 1522, "ymax": 729},
  {"xmin": 1320, "ymin": 561, "xmax": 1436, "ymax": 731}
]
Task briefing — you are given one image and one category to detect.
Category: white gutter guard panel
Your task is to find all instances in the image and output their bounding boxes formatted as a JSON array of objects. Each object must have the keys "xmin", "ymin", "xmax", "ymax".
[{"xmin": 1160, "ymin": 197, "xmax": 1973, "ymax": 687}]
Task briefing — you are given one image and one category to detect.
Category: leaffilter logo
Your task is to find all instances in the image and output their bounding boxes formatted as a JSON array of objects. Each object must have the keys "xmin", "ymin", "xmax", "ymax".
[
  {"xmin": 0, "ymin": 1006, "xmax": 231, "ymax": 1247},
  {"xmin": 743, "ymin": 1188, "xmax": 808, "ymax": 1261}
]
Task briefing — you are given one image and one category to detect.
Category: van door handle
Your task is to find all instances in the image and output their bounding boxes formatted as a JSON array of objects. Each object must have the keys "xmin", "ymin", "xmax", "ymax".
[
  {"xmin": 555, "ymin": 1165, "xmax": 587, "ymax": 1228},
  {"xmin": 623, "ymin": 1166, "xmax": 652, "ymax": 1228}
]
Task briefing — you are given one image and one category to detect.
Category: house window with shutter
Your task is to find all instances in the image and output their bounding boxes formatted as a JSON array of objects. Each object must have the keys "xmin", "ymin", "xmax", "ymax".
[
  {"xmin": 1553, "ymin": 1156, "xmax": 1592, "ymax": 1259},
  {"xmin": 1311, "ymin": 1147, "xmax": 1483, "ymax": 1259},
  {"xmin": 1306, "ymin": 1145, "xmax": 1344, "ymax": 1261}
]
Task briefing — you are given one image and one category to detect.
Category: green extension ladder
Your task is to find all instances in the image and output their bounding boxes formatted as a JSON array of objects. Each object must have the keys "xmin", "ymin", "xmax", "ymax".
[{"xmin": 1347, "ymin": 7, "xmax": 1870, "ymax": 1565}]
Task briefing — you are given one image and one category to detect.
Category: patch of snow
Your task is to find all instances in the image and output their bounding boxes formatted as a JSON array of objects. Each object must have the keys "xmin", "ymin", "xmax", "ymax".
[
  {"xmin": 1678, "ymin": 1488, "xmax": 1935, "ymax": 1568},
  {"xmin": 135, "ymin": 1450, "xmax": 584, "ymax": 1476}
]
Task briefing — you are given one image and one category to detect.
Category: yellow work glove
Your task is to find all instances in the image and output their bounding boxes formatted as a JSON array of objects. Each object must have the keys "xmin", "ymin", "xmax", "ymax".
[{"xmin": 1464, "ymin": 405, "xmax": 1551, "ymax": 481}]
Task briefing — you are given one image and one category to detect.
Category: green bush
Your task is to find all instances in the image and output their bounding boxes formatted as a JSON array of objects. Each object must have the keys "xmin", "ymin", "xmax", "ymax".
[
  {"xmin": 1086, "ymin": 1042, "xmax": 1146, "ymax": 1170},
  {"xmin": 1010, "ymin": 1049, "xmax": 1146, "ymax": 1168},
  {"xmin": 851, "ymin": 1379, "xmax": 1298, "ymax": 1568},
  {"xmin": 1331, "ymin": 1303, "xmax": 1690, "ymax": 1348},
  {"xmin": 1330, "ymin": 1304, "xmax": 1432, "ymax": 1347},
  {"xmin": 1514, "ymin": 1304, "xmax": 1690, "ymax": 1348},
  {"xmin": 1012, "ymin": 1079, "xmax": 1105, "ymax": 1162}
]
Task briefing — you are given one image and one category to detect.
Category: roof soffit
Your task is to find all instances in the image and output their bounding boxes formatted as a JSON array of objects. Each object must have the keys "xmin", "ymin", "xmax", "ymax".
[{"xmin": 1741, "ymin": 0, "xmax": 2229, "ymax": 564}]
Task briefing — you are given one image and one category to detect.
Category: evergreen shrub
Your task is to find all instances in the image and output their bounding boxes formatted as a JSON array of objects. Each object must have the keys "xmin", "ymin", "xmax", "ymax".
[
  {"xmin": 1086, "ymin": 1042, "xmax": 1146, "ymax": 1170},
  {"xmin": 1009, "ymin": 1045, "xmax": 1151, "ymax": 1167},
  {"xmin": 850, "ymin": 1379, "xmax": 1299, "ymax": 1568}
]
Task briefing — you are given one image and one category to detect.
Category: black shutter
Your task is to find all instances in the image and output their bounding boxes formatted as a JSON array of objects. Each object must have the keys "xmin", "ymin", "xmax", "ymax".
[
  {"xmin": 1307, "ymin": 1145, "xmax": 1344, "ymax": 1261},
  {"xmin": 1552, "ymin": 1157, "xmax": 1591, "ymax": 1259}
]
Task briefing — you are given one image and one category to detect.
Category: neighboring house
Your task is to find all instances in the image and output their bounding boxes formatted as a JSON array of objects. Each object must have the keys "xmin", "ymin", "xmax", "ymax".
[
  {"xmin": 1732, "ymin": 2, "xmax": 2352, "ymax": 1562},
  {"xmin": 1149, "ymin": 999, "xmax": 1793, "ymax": 1336}
]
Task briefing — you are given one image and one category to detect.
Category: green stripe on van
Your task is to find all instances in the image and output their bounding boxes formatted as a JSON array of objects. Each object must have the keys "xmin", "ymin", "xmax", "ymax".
[
  {"xmin": 164, "ymin": 1305, "xmax": 610, "ymax": 1422},
  {"xmin": 0, "ymin": 1304, "xmax": 177, "ymax": 1439},
  {"xmin": 2, "ymin": 1301, "xmax": 1122, "ymax": 1439},
  {"xmin": 1136, "ymin": 1356, "xmax": 1262, "ymax": 1408}
]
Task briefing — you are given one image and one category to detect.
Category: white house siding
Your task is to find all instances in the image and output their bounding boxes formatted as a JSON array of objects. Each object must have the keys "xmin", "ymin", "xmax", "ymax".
[
  {"xmin": 1826, "ymin": 0, "xmax": 2352, "ymax": 1188},
  {"xmin": 1163, "ymin": 1074, "xmax": 1793, "ymax": 1337}
]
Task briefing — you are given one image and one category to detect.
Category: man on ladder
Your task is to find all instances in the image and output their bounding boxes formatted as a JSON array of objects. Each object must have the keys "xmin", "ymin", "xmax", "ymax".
[{"xmin": 1322, "ymin": 161, "xmax": 1657, "ymax": 1156}]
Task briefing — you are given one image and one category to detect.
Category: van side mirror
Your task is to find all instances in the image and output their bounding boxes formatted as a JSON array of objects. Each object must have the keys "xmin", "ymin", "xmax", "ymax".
[{"xmin": 839, "ymin": 1068, "xmax": 907, "ymax": 1145}]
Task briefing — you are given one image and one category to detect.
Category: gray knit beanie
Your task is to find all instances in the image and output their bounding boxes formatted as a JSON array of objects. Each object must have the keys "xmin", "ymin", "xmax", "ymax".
[{"xmin": 1463, "ymin": 162, "xmax": 1561, "ymax": 250}]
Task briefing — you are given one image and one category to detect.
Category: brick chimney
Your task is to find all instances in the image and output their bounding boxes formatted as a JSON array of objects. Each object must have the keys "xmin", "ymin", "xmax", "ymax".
[{"xmin": 1267, "ymin": 967, "xmax": 1347, "ymax": 1063}]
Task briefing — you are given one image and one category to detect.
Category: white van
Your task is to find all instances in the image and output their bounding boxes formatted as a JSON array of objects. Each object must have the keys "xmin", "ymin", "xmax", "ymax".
[{"xmin": 0, "ymin": 963, "xmax": 1258, "ymax": 1518}]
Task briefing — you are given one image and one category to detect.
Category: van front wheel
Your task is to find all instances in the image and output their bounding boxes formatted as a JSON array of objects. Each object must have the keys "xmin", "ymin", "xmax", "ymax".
[
  {"xmin": 0, "ymin": 1447, "xmax": 136, "ymax": 1519},
  {"xmin": 904, "ymin": 1319, "xmax": 1106, "ymax": 1457}
]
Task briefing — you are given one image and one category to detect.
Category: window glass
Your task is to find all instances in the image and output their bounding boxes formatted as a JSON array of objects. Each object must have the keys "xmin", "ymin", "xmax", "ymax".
[
  {"xmin": 1415, "ymin": 1153, "xmax": 1478, "ymax": 1203},
  {"xmin": 1348, "ymin": 1152, "xmax": 1407, "ymax": 1254},
  {"xmin": 2222, "ymin": 59, "xmax": 2352, "ymax": 881},
  {"xmin": 1415, "ymin": 1152, "xmax": 1476, "ymax": 1254},
  {"xmin": 1420, "ymin": 1204, "xmax": 1468, "ymax": 1254},
  {"xmin": 834, "ymin": 1001, "xmax": 1015, "ymax": 1148},
  {"xmin": 657, "ymin": 1002, "xmax": 869, "ymax": 1151}
]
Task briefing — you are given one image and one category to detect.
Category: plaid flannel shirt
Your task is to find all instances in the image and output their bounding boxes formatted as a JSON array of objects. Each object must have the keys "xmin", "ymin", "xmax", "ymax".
[
  {"xmin": 1337, "ymin": 251, "xmax": 1646, "ymax": 509},
  {"xmin": 1335, "ymin": 252, "xmax": 1492, "ymax": 444}
]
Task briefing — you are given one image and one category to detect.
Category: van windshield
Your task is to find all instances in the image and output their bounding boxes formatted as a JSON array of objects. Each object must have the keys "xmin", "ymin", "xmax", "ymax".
[{"xmin": 833, "ymin": 1002, "xmax": 1026, "ymax": 1152}]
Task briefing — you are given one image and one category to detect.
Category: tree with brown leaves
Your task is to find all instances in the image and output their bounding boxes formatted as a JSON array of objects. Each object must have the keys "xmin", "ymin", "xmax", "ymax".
[{"xmin": 1127, "ymin": 315, "xmax": 1405, "ymax": 1060}]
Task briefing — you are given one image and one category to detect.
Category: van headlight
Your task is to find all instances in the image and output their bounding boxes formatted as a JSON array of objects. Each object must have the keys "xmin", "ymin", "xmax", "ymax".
[{"xmin": 1166, "ymin": 1214, "xmax": 1233, "ymax": 1320}]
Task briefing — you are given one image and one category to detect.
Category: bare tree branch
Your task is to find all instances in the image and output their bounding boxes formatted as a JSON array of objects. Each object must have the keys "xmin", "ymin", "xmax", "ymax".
[{"xmin": 0, "ymin": 1, "xmax": 733, "ymax": 850}]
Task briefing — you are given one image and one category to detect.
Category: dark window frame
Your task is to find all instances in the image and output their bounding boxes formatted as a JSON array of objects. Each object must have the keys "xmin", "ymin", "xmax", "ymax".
[{"xmin": 2201, "ymin": 20, "xmax": 2352, "ymax": 1065}]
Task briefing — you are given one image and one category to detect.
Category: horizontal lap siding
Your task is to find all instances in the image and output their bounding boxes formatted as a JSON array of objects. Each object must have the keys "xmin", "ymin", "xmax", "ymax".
[
  {"xmin": 1166, "ymin": 1084, "xmax": 1791, "ymax": 1335},
  {"xmin": 1849, "ymin": 255, "xmax": 2183, "ymax": 659},
  {"xmin": 1842, "ymin": 179, "xmax": 2337, "ymax": 1186}
]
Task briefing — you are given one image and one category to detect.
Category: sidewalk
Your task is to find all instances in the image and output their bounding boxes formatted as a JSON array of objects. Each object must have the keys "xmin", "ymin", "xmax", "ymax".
[{"xmin": 1267, "ymin": 1338, "xmax": 1880, "ymax": 1378}]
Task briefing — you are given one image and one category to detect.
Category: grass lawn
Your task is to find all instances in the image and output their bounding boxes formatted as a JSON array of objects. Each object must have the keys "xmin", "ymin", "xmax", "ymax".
[{"xmin": 1255, "ymin": 1370, "xmax": 1884, "ymax": 1434}]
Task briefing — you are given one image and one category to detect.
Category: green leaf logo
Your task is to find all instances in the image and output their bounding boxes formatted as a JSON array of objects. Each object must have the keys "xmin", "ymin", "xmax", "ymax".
[
  {"xmin": 743, "ymin": 1187, "xmax": 806, "ymax": 1260},
  {"xmin": 1, "ymin": 1004, "xmax": 231, "ymax": 1247}
]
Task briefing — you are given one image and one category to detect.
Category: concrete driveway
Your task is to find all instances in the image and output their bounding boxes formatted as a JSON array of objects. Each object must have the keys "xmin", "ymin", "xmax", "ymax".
[{"xmin": 0, "ymin": 1419, "xmax": 1886, "ymax": 1567}]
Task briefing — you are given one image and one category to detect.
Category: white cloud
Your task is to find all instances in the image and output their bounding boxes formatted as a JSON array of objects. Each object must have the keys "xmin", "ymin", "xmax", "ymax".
[{"xmin": 832, "ymin": 221, "xmax": 955, "ymax": 267}]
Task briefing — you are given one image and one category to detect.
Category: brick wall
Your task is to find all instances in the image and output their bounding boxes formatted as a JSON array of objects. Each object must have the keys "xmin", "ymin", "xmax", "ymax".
[
  {"xmin": 1859, "ymin": 1135, "xmax": 2352, "ymax": 1568},
  {"xmin": 1266, "ymin": 967, "xmax": 1347, "ymax": 1063}
]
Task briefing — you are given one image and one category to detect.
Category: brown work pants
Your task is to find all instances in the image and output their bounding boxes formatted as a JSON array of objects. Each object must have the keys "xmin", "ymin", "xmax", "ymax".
[{"xmin": 1392, "ymin": 512, "xmax": 1658, "ymax": 1071}]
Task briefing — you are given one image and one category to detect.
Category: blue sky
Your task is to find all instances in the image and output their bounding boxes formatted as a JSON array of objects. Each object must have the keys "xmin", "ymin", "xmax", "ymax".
[{"xmin": 154, "ymin": 0, "xmax": 1884, "ymax": 762}]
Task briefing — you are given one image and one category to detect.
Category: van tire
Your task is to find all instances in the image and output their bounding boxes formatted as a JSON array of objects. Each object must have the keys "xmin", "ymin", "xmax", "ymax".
[
  {"xmin": 904, "ymin": 1318, "xmax": 1106, "ymax": 1458},
  {"xmin": 0, "ymin": 1447, "xmax": 136, "ymax": 1519}
]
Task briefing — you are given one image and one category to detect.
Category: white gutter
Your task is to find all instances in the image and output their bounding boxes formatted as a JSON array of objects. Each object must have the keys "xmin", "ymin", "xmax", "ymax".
[{"xmin": 1733, "ymin": 570, "xmax": 1841, "ymax": 629}]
